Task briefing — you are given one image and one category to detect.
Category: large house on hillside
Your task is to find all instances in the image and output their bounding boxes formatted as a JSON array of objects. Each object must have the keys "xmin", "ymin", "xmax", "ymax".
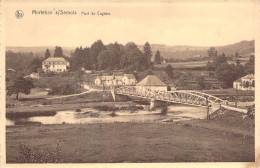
[
  {"xmin": 233, "ymin": 74, "xmax": 255, "ymax": 91},
  {"xmin": 94, "ymin": 74, "xmax": 137, "ymax": 86},
  {"xmin": 42, "ymin": 57, "xmax": 70, "ymax": 73}
]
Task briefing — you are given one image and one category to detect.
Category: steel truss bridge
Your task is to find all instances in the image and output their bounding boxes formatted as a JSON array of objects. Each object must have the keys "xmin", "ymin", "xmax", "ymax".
[{"xmin": 114, "ymin": 86, "xmax": 227, "ymax": 107}]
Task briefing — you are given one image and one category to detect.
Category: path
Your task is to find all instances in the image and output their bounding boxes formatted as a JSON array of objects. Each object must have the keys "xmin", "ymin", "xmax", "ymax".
[{"xmin": 45, "ymin": 84, "xmax": 100, "ymax": 100}]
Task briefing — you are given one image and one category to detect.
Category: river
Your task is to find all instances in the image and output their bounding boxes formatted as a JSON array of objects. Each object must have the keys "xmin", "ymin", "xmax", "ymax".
[{"xmin": 6, "ymin": 105, "xmax": 207, "ymax": 126}]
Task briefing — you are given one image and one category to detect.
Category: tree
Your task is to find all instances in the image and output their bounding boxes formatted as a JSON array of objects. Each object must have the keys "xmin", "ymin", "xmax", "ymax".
[
  {"xmin": 7, "ymin": 76, "xmax": 34, "ymax": 99},
  {"xmin": 28, "ymin": 57, "xmax": 42, "ymax": 73},
  {"xmin": 44, "ymin": 49, "xmax": 51, "ymax": 60},
  {"xmin": 97, "ymin": 50, "xmax": 110, "ymax": 70},
  {"xmin": 154, "ymin": 50, "xmax": 161, "ymax": 64},
  {"xmin": 214, "ymin": 53, "xmax": 227, "ymax": 65},
  {"xmin": 75, "ymin": 69, "xmax": 84, "ymax": 89},
  {"xmin": 54, "ymin": 46, "xmax": 63, "ymax": 57},
  {"xmin": 196, "ymin": 75, "xmax": 206, "ymax": 90},
  {"xmin": 206, "ymin": 53, "xmax": 227, "ymax": 71},
  {"xmin": 143, "ymin": 42, "xmax": 152, "ymax": 69},
  {"xmin": 244, "ymin": 55, "xmax": 254, "ymax": 74},
  {"xmin": 105, "ymin": 42, "xmax": 123, "ymax": 70},
  {"xmin": 207, "ymin": 47, "xmax": 218, "ymax": 58},
  {"xmin": 216, "ymin": 63, "xmax": 236, "ymax": 88},
  {"xmin": 120, "ymin": 42, "xmax": 143, "ymax": 71},
  {"xmin": 165, "ymin": 64, "xmax": 174, "ymax": 78},
  {"xmin": 235, "ymin": 52, "xmax": 239, "ymax": 58},
  {"xmin": 89, "ymin": 40, "xmax": 106, "ymax": 70},
  {"xmin": 71, "ymin": 47, "xmax": 84, "ymax": 70}
]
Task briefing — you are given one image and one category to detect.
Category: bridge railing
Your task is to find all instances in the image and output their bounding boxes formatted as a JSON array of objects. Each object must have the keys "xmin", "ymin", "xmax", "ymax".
[{"xmin": 115, "ymin": 87, "xmax": 209, "ymax": 107}]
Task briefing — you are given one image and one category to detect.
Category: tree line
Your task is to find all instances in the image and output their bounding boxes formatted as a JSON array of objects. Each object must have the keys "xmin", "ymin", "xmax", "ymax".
[{"xmin": 67, "ymin": 40, "xmax": 163, "ymax": 71}]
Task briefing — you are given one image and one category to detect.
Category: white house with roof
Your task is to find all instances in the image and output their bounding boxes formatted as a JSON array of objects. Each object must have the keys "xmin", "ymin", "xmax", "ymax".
[
  {"xmin": 233, "ymin": 74, "xmax": 255, "ymax": 91},
  {"xmin": 94, "ymin": 74, "xmax": 137, "ymax": 86},
  {"xmin": 122, "ymin": 74, "xmax": 137, "ymax": 85},
  {"xmin": 42, "ymin": 57, "xmax": 70, "ymax": 73},
  {"xmin": 136, "ymin": 75, "xmax": 168, "ymax": 92}
]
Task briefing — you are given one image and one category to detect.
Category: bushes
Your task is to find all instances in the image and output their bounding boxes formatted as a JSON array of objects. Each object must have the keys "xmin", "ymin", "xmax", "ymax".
[
  {"xmin": 42, "ymin": 101, "xmax": 51, "ymax": 105},
  {"xmin": 34, "ymin": 75, "xmax": 82, "ymax": 95},
  {"xmin": 160, "ymin": 107, "xmax": 168, "ymax": 115},
  {"xmin": 16, "ymin": 142, "xmax": 63, "ymax": 163},
  {"xmin": 109, "ymin": 112, "xmax": 117, "ymax": 117},
  {"xmin": 48, "ymin": 83, "xmax": 80, "ymax": 95},
  {"xmin": 247, "ymin": 106, "xmax": 255, "ymax": 119},
  {"xmin": 94, "ymin": 105, "xmax": 119, "ymax": 111}
]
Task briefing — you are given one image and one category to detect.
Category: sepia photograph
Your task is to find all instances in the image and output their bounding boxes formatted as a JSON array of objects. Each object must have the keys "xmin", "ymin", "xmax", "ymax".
[{"xmin": 1, "ymin": 0, "xmax": 258, "ymax": 167}]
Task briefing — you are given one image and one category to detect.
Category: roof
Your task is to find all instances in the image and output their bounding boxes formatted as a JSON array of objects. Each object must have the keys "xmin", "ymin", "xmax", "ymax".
[
  {"xmin": 124, "ymin": 74, "xmax": 136, "ymax": 80},
  {"xmin": 242, "ymin": 74, "xmax": 254, "ymax": 80},
  {"xmin": 114, "ymin": 76, "xmax": 123, "ymax": 80},
  {"xmin": 137, "ymin": 75, "xmax": 167, "ymax": 86},
  {"xmin": 233, "ymin": 74, "xmax": 254, "ymax": 83},
  {"xmin": 234, "ymin": 78, "xmax": 242, "ymax": 83},
  {"xmin": 43, "ymin": 57, "xmax": 68, "ymax": 62}
]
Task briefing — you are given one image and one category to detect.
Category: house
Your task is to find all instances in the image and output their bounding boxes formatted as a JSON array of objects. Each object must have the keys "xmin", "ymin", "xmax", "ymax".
[
  {"xmin": 24, "ymin": 72, "xmax": 40, "ymax": 80},
  {"xmin": 95, "ymin": 75, "xmax": 123, "ymax": 86},
  {"xmin": 122, "ymin": 74, "xmax": 137, "ymax": 85},
  {"xmin": 233, "ymin": 74, "xmax": 255, "ymax": 91},
  {"xmin": 94, "ymin": 74, "xmax": 137, "ymax": 86},
  {"xmin": 42, "ymin": 57, "xmax": 70, "ymax": 73},
  {"xmin": 136, "ymin": 75, "xmax": 167, "ymax": 92}
]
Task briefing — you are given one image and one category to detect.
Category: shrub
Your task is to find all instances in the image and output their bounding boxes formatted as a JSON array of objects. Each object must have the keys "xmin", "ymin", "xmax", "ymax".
[
  {"xmin": 109, "ymin": 112, "xmax": 117, "ymax": 117},
  {"xmin": 160, "ymin": 107, "xmax": 168, "ymax": 115},
  {"xmin": 94, "ymin": 106, "xmax": 119, "ymax": 111},
  {"xmin": 75, "ymin": 109, "xmax": 81, "ymax": 112},
  {"xmin": 16, "ymin": 142, "xmax": 63, "ymax": 163},
  {"xmin": 184, "ymin": 123, "xmax": 192, "ymax": 127},
  {"xmin": 48, "ymin": 83, "xmax": 80, "ymax": 95},
  {"xmin": 247, "ymin": 105, "xmax": 255, "ymax": 119},
  {"xmin": 42, "ymin": 101, "xmax": 51, "ymax": 105}
]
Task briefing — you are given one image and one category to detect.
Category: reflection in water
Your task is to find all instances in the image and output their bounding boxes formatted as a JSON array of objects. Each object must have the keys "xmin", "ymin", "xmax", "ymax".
[{"xmin": 6, "ymin": 105, "xmax": 207, "ymax": 126}]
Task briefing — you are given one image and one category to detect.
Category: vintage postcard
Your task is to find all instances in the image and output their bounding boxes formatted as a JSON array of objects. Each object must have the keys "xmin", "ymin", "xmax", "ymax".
[{"xmin": 0, "ymin": 0, "xmax": 259, "ymax": 168}]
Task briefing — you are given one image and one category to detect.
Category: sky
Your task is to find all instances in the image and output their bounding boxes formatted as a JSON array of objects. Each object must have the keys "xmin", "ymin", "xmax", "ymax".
[{"xmin": 4, "ymin": 1, "xmax": 256, "ymax": 47}]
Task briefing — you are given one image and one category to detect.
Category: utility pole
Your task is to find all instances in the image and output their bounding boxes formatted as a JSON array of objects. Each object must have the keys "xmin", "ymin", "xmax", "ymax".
[{"xmin": 206, "ymin": 98, "xmax": 211, "ymax": 121}]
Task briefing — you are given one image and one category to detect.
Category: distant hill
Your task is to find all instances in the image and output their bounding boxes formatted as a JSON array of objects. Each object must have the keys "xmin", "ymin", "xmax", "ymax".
[
  {"xmin": 6, "ymin": 46, "xmax": 75, "ymax": 57},
  {"xmin": 6, "ymin": 40, "xmax": 254, "ymax": 60},
  {"xmin": 215, "ymin": 40, "xmax": 255, "ymax": 56},
  {"xmin": 138, "ymin": 40, "xmax": 254, "ymax": 60}
]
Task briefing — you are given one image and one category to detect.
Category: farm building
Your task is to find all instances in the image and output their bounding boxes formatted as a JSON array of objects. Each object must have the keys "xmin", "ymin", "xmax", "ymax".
[
  {"xmin": 94, "ymin": 74, "xmax": 137, "ymax": 86},
  {"xmin": 42, "ymin": 57, "xmax": 70, "ymax": 73},
  {"xmin": 233, "ymin": 74, "xmax": 255, "ymax": 91},
  {"xmin": 136, "ymin": 75, "xmax": 167, "ymax": 92}
]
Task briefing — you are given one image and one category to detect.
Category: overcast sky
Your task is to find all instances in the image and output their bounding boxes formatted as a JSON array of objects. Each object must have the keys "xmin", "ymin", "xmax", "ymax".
[{"xmin": 4, "ymin": 1, "xmax": 255, "ymax": 47}]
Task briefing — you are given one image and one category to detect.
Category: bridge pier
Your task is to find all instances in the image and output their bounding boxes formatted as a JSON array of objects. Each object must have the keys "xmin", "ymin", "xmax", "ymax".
[{"xmin": 150, "ymin": 99, "xmax": 168, "ymax": 110}]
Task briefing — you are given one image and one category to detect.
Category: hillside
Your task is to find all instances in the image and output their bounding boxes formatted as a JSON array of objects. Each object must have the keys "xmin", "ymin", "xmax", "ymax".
[
  {"xmin": 138, "ymin": 40, "xmax": 254, "ymax": 60},
  {"xmin": 6, "ymin": 40, "xmax": 254, "ymax": 60},
  {"xmin": 216, "ymin": 40, "xmax": 255, "ymax": 56}
]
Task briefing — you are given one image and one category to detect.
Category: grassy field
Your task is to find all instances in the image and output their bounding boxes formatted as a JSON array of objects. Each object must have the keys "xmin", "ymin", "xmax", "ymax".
[
  {"xmin": 6, "ymin": 118, "xmax": 254, "ymax": 163},
  {"xmin": 156, "ymin": 60, "xmax": 249, "ymax": 69}
]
